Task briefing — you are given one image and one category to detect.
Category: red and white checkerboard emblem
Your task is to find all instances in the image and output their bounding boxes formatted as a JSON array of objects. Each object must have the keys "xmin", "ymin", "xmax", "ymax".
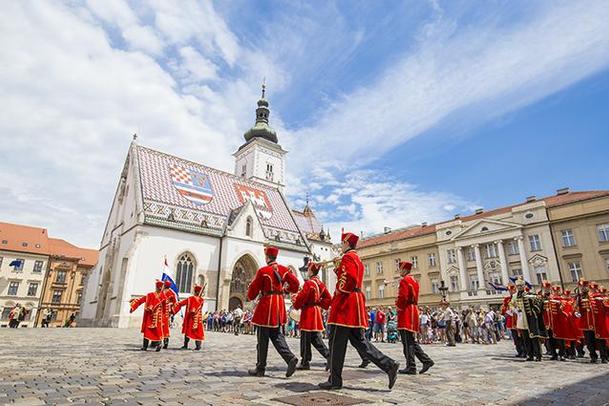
[
  {"xmin": 170, "ymin": 164, "xmax": 214, "ymax": 206},
  {"xmin": 235, "ymin": 184, "xmax": 273, "ymax": 220}
]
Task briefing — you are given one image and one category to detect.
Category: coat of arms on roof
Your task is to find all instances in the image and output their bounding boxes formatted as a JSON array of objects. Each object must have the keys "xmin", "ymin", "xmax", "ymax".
[
  {"xmin": 235, "ymin": 184, "xmax": 273, "ymax": 220},
  {"xmin": 169, "ymin": 164, "xmax": 214, "ymax": 206}
]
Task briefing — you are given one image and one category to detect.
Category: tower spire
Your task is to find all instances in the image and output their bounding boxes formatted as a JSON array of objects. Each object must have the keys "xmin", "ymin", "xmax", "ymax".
[
  {"xmin": 261, "ymin": 77, "xmax": 266, "ymax": 99},
  {"xmin": 242, "ymin": 79, "xmax": 278, "ymax": 144}
]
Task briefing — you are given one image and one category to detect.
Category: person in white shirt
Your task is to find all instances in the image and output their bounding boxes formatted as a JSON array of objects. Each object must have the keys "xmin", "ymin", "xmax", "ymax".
[
  {"xmin": 233, "ymin": 306, "xmax": 244, "ymax": 336},
  {"xmin": 440, "ymin": 301, "xmax": 456, "ymax": 346}
]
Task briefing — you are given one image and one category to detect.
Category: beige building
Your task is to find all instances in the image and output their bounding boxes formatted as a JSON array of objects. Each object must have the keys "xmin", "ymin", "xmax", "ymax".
[
  {"xmin": 36, "ymin": 239, "xmax": 98, "ymax": 327},
  {"xmin": 0, "ymin": 222, "xmax": 49, "ymax": 327},
  {"xmin": 360, "ymin": 188, "xmax": 609, "ymax": 309},
  {"xmin": 547, "ymin": 190, "xmax": 609, "ymax": 290}
]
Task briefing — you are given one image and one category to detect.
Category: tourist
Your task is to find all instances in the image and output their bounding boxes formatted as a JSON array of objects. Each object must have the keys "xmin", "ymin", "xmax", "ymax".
[{"xmin": 440, "ymin": 301, "xmax": 456, "ymax": 347}]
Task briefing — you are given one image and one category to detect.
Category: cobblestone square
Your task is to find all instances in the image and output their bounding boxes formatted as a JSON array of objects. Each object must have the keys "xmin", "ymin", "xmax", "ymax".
[{"xmin": 1, "ymin": 329, "xmax": 608, "ymax": 405}]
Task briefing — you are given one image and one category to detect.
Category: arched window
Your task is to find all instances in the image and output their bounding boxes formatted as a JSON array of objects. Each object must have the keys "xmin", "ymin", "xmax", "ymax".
[
  {"xmin": 175, "ymin": 253, "xmax": 195, "ymax": 293},
  {"xmin": 245, "ymin": 216, "xmax": 253, "ymax": 237}
]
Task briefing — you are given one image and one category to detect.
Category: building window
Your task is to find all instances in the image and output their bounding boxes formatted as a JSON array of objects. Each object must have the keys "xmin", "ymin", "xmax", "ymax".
[
  {"xmin": 56, "ymin": 270, "xmax": 67, "ymax": 284},
  {"xmin": 568, "ymin": 262, "xmax": 583, "ymax": 283},
  {"xmin": 245, "ymin": 216, "xmax": 253, "ymax": 237},
  {"xmin": 33, "ymin": 260, "xmax": 43, "ymax": 273},
  {"xmin": 507, "ymin": 241, "xmax": 519, "ymax": 256},
  {"xmin": 1, "ymin": 307, "xmax": 11, "ymax": 321},
  {"xmin": 8, "ymin": 281, "xmax": 20, "ymax": 296},
  {"xmin": 561, "ymin": 229, "xmax": 576, "ymax": 247},
  {"xmin": 511, "ymin": 268, "xmax": 523, "ymax": 277},
  {"xmin": 52, "ymin": 290, "xmax": 63, "ymax": 303},
  {"xmin": 529, "ymin": 235, "xmax": 542, "ymax": 251},
  {"xmin": 265, "ymin": 163, "xmax": 274, "ymax": 181},
  {"xmin": 485, "ymin": 243, "xmax": 497, "ymax": 258},
  {"xmin": 394, "ymin": 258, "xmax": 401, "ymax": 272},
  {"xmin": 13, "ymin": 259, "xmax": 25, "ymax": 271},
  {"xmin": 365, "ymin": 286, "xmax": 371, "ymax": 300},
  {"xmin": 411, "ymin": 256, "xmax": 418, "ymax": 269},
  {"xmin": 489, "ymin": 271, "xmax": 502, "ymax": 286},
  {"xmin": 598, "ymin": 223, "xmax": 609, "ymax": 242},
  {"xmin": 77, "ymin": 291, "xmax": 83, "ymax": 305},
  {"xmin": 0, "ymin": 256, "xmax": 3, "ymax": 268},
  {"xmin": 450, "ymin": 275, "xmax": 459, "ymax": 292},
  {"xmin": 175, "ymin": 253, "xmax": 195, "ymax": 293},
  {"xmin": 376, "ymin": 262, "xmax": 383, "ymax": 274},
  {"xmin": 469, "ymin": 275, "xmax": 479, "ymax": 291},
  {"xmin": 364, "ymin": 264, "xmax": 370, "ymax": 277},
  {"xmin": 241, "ymin": 164, "xmax": 247, "ymax": 178},
  {"xmin": 447, "ymin": 249, "xmax": 456, "ymax": 264},
  {"xmin": 378, "ymin": 284, "xmax": 385, "ymax": 299},
  {"xmin": 534, "ymin": 265, "xmax": 547, "ymax": 286},
  {"xmin": 431, "ymin": 280, "xmax": 440, "ymax": 294},
  {"xmin": 467, "ymin": 247, "xmax": 475, "ymax": 261},
  {"xmin": 27, "ymin": 283, "xmax": 38, "ymax": 297},
  {"xmin": 428, "ymin": 253, "xmax": 437, "ymax": 267}
]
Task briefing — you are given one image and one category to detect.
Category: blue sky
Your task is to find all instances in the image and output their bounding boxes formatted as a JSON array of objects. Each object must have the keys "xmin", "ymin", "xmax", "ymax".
[{"xmin": 1, "ymin": 1, "xmax": 608, "ymax": 247}]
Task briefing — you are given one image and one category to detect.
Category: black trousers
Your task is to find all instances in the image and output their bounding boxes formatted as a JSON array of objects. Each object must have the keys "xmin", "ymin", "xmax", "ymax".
[
  {"xmin": 256, "ymin": 326, "xmax": 296, "ymax": 371},
  {"xmin": 300, "ymin": 331, "xmax": 329, "ymax": 365},
  {"xmin": 349, "ymin": 333, "xmax": 370, "ymax": 362},
  {"xmin": 547, "ymin": 330, "xmax": 565, "ymax": 357},
  {"xmin": 327, "ymin": 325, "xmax": 396, "ymax": 386},
  {"xmin": 584, "ymin": 330, "xmax": 599, "ymax": 361},
  {"xmin": 523, "ymin": 330, "xmax": 541, "ymax": 359},
  {"xmin": 399, "ymin": 330, "xmax": 432, "ymax": 372},
  {"xmin": 511, "ymin": 329, "xmax": 524, "ymax": 356}
]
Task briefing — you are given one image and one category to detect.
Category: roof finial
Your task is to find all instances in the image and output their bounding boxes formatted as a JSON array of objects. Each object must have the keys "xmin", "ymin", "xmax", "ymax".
[
  {"xmin": 305, "ymin": 192, "xmax": 310, "ymax": 207},
  {"xmin": 261, "ymin": 77, "xmax": 266, "ymax": 99},
  {"xmin": 132, "ymin": 133, "xmax": 138, "ymax": 141}
]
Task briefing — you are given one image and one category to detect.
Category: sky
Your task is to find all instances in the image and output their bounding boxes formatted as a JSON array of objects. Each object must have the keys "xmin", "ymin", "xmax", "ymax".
[{"xmin": 1, "ymin": 0, "xmax": 609, "ymax": 248}]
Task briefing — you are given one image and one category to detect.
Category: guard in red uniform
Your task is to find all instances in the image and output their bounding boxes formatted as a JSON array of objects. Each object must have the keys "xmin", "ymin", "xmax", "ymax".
[
  {"xmin": 576, "ymin": 279, "xmax": 599, "ymax": 362},
  {"xmin": 130, "ymin": 280, "xmax": 165, "ymax": 351},
  {"xmin": 292, "ymin": 261, "xmax": 332, "ymax": 370},
  {"xmin": 320, "ymin": 232, "xmax": 399, "ymax": 390},
  {"xmin": 395, "ymin": 260, "xmax": 434, "ymax": 375},
  {"xmin": 547, "ymin": 285, "xmax": 567, "ymax": 360},
  {"xmin": 161, "ymin": 280, "xmax": 177, "ymax": 349},
  {"xmin": 590, "ymin": 283, "xmax": 609, "ymax": 363},
  {"xmin": 173, "ymin": 284, "xmax": 205, "ymax": 350},
  {"xmin": 562, "ymin": 290, "xmax": 579, "ymax": 359},
  {"xmin": 247, "ymin": 245, "xmax": 300, "ymax": 377},
  {"xmin": 541, "ymin": 281, "xmax": 559, "ymax": 359}
]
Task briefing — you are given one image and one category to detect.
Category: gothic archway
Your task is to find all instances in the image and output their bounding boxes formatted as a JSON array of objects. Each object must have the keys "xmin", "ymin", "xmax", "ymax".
[{"xmin": 229, "ymin": 254, "xmax": 258, "ymax": 311}]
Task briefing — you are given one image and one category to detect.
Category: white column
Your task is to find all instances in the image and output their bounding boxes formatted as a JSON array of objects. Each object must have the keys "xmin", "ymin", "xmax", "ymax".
[
  {"xmin": 457, "ymin": 247, "xmax": 468, "ymax": 292},
  {"xmin": 496, "ymin": 240, "xmax": 509, "ymax": 286},
  {"xmin": 474, "ymin": 244, "xmax": 485, "ymax": 292},
  {"xmin": 517, "ymin": 236, "xmax": 532, "ymax": 283}
]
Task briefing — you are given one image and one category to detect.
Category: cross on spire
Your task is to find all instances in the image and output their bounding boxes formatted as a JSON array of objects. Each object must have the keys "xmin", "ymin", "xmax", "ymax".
[{"xmin": 261, "ymin": 77, "xmax": 266, "ymax": 99}]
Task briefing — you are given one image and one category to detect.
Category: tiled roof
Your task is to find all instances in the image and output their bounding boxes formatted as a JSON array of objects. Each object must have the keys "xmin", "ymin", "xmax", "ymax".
[
  {"xmin": 136, "ymin": 145, "xmax": 300, "ymax": 233},
  {"xmin": 48, "ymin": 238, "xmax": 99, "ymax": 267},
  {"xmin": 0, "ymin": 221, "xmax": 49, "ymax": 255},
  {"xmin": 292, "ymin": 206, "xmax": 322, "ymax": 235},
  {"xmin": 358, "ymin": 190, "xmax": 609, "ymax": 248}
]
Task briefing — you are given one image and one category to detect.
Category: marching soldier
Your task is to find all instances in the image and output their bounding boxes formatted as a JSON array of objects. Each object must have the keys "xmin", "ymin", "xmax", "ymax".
[
  {"xmin": 173, "ymin": 284, "xmax": 205, "ymax": 350},
  {"xmin": 576, "ymin": 279, "xmax": 599, "ymax": 363},
  {"xmin": 292, "ymin": 261, "xmax": 332, "ymax": 370},
  {"xmin": 395, "ymin": 260, "xmax": 434, "ymax": 375},
  {"xmin": 562, "ymin": 289, "xmax": 580, "ymax": 359},
  {"xmin": 247, "ymin": 245, "xmax": 300, "ymax": 377},
  {"xmin": 589, "ymin": 282, "xmax": 609, "ymax": 363},
  {"xmin": 130, "ymin": 280, "xmax": 165, "ymax": 352},
  {"xmin": 510, "ymin": 277, "xmax": 547, "ymax": 361},
  {"xmin": 320, "ymin": 232, "xmax": 399, "ymax": 390},
  {"xmin": 502, "ymin": 284, "xmax": 524, "ymax": 357},
  {"xmin": 161, "ymin": 280, "xmax": 177, "ymax": 349},
  {"xmin": 541, "ymin": 281, "xmax": 558, "ymax": 359},
  {"xmin": 547, "ymin": 285, "xmax": 567, "ymax": 361}
]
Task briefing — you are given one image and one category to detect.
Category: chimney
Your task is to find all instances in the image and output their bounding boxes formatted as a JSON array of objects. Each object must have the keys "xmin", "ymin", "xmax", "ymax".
[
  {"xmin": 475, "ymin": 208, "xmax": 484, "ymax": 215},
  {"xmin": 421, "ymin": 222, "xmax": 428, "ymax": 227},
  {"xmin": 454, "ymin": 214, "xmax": 461, "ymax": 220},
  {"xmin": 556, "ymin": 187, "xmax": 570, "ymax": 195},
  {"xmin": 526, "ymin": 195, "xmax": 536, "ymax": 203},
  {"xmin": 384, "ymin": 227, "xmax": 392, "ymax": 234}
]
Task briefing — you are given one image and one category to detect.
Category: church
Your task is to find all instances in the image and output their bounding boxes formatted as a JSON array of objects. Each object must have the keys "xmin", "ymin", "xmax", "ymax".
[{"xmin": 79, "ymin": 86, "xmax": 336, "ymax": 328}]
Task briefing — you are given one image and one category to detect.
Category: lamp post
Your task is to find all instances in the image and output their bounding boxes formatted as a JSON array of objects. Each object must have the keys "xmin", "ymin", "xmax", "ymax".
[{"xmin": 439, "ymin": 280, "xmax": 449, "ymax": 301}]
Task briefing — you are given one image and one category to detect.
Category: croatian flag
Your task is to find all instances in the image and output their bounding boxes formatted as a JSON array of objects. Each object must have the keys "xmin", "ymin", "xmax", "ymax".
[
  {"xmin": 9, "ymin": 259, "xmax": 23, "ymax": 270},
  {"xmin": 161, "ymin": 256, "xmax": 179, "ymax": 296},
  {"xmin": 509, "ymin": 276, "xmax": 532, "ymax": 289},
  {"xmin": 488, "ymin": 282, "xmax": 508, "ymax": 292}
]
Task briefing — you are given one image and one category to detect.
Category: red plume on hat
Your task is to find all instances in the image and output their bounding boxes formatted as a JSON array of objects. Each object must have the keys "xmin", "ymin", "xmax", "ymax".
[
  {"xmin": 164, "ymin": 280, "xmax": 172, "ymax": 288},
  {"xmin": 341, "ymin": 232, "xmax": 359, "ymax": 247},
  {"xmin": 307, "ymin": 262, "xmax": 322, "ymax": 273},
  {"xmin": 542, "ymin": 280, "xmax": 552, "ymax": 289},
  {"xmin": 264, "ymin": 245, "xmax": 279, "ymax": 257},
  {"xmin": 399, "ymin": 261, "xmax": 413, "ymax": 271},
  {"xmin": 194, "ymin": 284, "xmax": 203, "ymax": 294},
  {"xmin": 155, "ymin": 280, "xmax": 163, "ymax": 289},
  {"xmin": 551, "ymin": 285, "xmax": 561, "ymax": 292},
  {"xmin": 578, "ymin": 278, "xmax": 589, "ymax": 287}
]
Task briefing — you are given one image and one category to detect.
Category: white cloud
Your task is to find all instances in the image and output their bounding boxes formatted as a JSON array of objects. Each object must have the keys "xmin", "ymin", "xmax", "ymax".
[{"xmin": 176, "ymin": 46, "xmax": 218, "ymax": 82}]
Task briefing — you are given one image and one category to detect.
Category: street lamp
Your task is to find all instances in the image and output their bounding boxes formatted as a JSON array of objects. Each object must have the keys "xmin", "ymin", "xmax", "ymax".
[{"xmin": 439, "ymin": 280, "xmax": 449, "ymax": 301}]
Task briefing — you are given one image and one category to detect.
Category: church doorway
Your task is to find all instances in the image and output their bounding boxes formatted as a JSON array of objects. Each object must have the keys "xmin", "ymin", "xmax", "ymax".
[{"xmin": 229, "ymin": 254, "xmax": 258, "ymax": 311}]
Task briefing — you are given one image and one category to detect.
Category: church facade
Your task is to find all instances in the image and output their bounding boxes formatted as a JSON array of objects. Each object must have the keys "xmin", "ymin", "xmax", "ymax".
[{"xmin": 79, "ymin": 88, "xmax": 335, "ymax": 328}]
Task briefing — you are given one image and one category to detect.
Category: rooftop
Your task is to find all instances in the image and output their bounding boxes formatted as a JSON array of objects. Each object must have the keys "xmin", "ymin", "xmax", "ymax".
[{"xmin": 0, "ymin": 221, "xmax": 49, "ymax": 255}]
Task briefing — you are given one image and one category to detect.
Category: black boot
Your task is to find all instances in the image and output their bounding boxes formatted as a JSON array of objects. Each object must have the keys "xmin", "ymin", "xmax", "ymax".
[
  {"xmin": 358, "ymin": 359, "xmax": 370, "ymax": 368},
  {"xmin": 181, "ymin": 336, "xmax": 189, "ymax": 350},
  {"xmin": 155, "ymin": 341, "xmax": 162, "ymax": 352},
  {"xmin": 141, "ymin": 338, "xmax": 149, "ymax": 351},
  {"xmin": 195, "ymin": 341, "xmax": 201, "ymax": 351},
  {"xmin": 163, "ymin": 338, "xmax": 169, "ymax": 349},
  {"xmin": 248, "ymin": 368, "xmax": 265, "ymax": 377}
]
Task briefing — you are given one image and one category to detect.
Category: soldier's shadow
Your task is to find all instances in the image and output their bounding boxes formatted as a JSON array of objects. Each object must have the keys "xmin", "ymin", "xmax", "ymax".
[{"xmin": 275, "ymin": 382, "xmax": 389, "ymax": 393}]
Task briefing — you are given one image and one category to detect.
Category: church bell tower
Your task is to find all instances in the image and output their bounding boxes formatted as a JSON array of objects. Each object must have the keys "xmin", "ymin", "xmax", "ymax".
[{"xmin": 233, "ymin": 82, "xmax": 287, "ymax": 191}]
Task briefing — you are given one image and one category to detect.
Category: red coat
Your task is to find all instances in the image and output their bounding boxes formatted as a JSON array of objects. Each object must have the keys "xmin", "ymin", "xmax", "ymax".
[
  {"xmin": 549, "ymin": 295, "xmax": 572, "ymax": 340},
  {"xmin": 396, "ymin": 274, "xmax": 419, "ymax": 332},
  {"xmin": 174, "ymin": 295, "xmax": 205, "ymax": 341},
  {"xmin": 161, "ymin": 289, "xmax": 177, "ymax": 337},
  {"xmin": 328, "ymin": 250, "xmax": 368, "ymax": 329},
  {"xmin": 577, "ymin": 296, "xmax": 595, "ymax": 332},
  {"xmin": 293, "ymin": 276, "xmax": 331, "ymax": 332},
  {"xmin": 542, "ymin": 294, "xmax": 552, "ymax": 330},
  {"xmin": 501, "ymin": 296, "xmax": 513, "ymax": 329},
  {"xmin": 130, "ymin": 291, "xmax": 165, "ymax": 341},
  {"xmin": 591, "ymin": 293, "xmax": 609, "ymax": 339},
  {"xmin": 247, "ymin": 262, "xmax": 299, "ymax": 327}
]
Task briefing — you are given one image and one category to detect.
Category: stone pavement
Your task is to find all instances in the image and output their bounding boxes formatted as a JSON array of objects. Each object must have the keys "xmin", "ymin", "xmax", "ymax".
[{"xmin": 1, "ymin": 329, "xmax": 608, "ymax": 405}]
